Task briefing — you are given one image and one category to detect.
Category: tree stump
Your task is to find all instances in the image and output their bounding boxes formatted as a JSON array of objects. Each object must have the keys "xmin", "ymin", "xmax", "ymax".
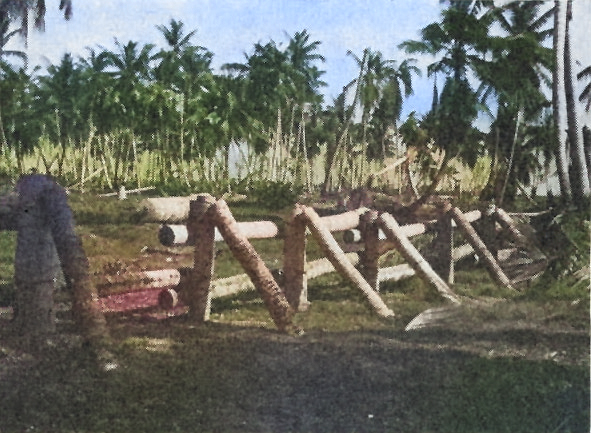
[{"xmin": 13, "ymin": 175, "xmax": 111, "ymax": 358}]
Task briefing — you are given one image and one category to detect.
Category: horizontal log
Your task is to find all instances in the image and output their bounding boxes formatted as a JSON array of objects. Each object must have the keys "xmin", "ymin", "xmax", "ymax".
[
  {"xmin": 160, "ymin": 207, "xmax": 362, "ymax": 247},
  {"xmin": 343, "ymin": 209, "xmax": 482, "ymax": 244},
  {"xmin": 96, "ymin": 268, "xmax": 182, "ymax": 295},
  {"xmin": 159, "ymin": 220, "xmax": 280, "ymax": 246},
  {"xmin": 317, "ymin": 207, "xmax": 369, "ymax": 232},
  {"xmin": 140, "ymin": 195, "xmax": 199, "ymax": 223}
]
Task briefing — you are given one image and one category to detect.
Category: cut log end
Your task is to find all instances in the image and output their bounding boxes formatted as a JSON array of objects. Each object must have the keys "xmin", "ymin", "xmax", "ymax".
[{"xmin": 158, "ymin": 288, "xmax": 179, "ymax": 310}]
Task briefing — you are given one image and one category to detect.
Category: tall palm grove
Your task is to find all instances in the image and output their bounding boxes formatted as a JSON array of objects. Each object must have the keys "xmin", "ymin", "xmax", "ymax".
[{"xmin": 0, "ymin": 0, "xmax": 589, "ymax": 209}]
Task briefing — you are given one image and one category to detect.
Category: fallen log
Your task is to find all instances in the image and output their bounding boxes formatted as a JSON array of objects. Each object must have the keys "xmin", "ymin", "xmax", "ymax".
[
  {"xmin": 301, "ymin": 205, "xmax": 395, "ymax": 319},
  {"xmin": 96, "ymin": 268, "xmax": 182, "ymax": 295}
]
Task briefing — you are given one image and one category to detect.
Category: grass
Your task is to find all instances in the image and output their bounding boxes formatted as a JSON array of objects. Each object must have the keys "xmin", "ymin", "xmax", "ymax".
[{"xmin": 0, "ymin": 190, "xmax": 589, "ymax": 432}]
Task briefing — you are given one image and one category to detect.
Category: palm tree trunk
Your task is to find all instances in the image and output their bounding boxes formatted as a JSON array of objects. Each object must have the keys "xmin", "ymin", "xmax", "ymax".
[
  {"xmin": 0, "ymin": 104, "xmax": 8, "ymax": 150},
  {"xmin": 564, "ymin": 0, "xmax": 591, "ymax": 199},
  {"xmin": 499, "ymin": 108, "xmax": 524, "ymax": 206},
  {"xmin": 553, "ymin": 0, "xmax": 572, "ymax": 201}
]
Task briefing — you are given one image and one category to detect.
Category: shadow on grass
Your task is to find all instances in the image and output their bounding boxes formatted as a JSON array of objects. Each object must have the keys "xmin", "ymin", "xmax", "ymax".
[{"xmin": 0, "ymin": 320, "xmax": 588, "ymax": 433}]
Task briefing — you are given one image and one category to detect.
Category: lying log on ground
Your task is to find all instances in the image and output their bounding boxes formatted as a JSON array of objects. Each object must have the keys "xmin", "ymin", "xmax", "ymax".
[{"xmin": 95, "ymin": 268, "xmax": 184, "ymax": 295}]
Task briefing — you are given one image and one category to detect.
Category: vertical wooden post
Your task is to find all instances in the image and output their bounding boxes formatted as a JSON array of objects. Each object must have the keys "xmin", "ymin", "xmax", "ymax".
[
  {"xmin": 186, "ymin": 194, "xmax": 216, "ymax": 322},
  {"xmin": 423, "ymin": 214, "xmax": 455, "ymax": 284},
  {"xmin": 211, "ymin": 199, "xmax": 295, "ymax": 333},
  {"xmin": 359, "ymin": 210, "xmax": 380, "ymax": 291},
  {"xmin": 377, "ymin": 212, "xmax": 461, "ymax": 304},
  {"xmin": 445, "ymin": 204, "xmax": 514, "ymax": 290},
  {"xmin": 283, "ymin": 204, "xmax": 309, "ymax": 311},
  {"xmin": 473, "ymin": 205, "xmax": 499, "ymax": 259},
  {"xmin": 300, "ymin": 206, "xmax": 395, "ymax": 318}
]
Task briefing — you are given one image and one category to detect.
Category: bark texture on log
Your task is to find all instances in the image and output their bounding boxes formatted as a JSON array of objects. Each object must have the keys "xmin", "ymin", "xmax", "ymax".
[
  {"xmin": 186, "ymin": 194, "xmax": 217, "ymax": 322},
  {"xmin": 301, "ymin": 206, "xmax": 395, "ymax": 318},
  {"xmin": 494, "ymin": 207, "xmax": 532, "ymax": 249},
  {"xmin": 14, "ymin": 175, "xmax": 110, "ymax": 352},
  {"xmin": 282, "ymin": 205, "xmax": 309, "ymax": 311},
  {"xmin": 377, "ymin": 212, "xmax": 461, "ymax": 304},
  {"xmin": 96, "ymin": 268, "xmax": 182, "ymax": 295},
  {"xmin": 445, "ymin": 204, "xmax": 514, "ymax": 290},
  {"xmin": 211, "ymin": 199, "xmax": 295, "ymax": 332},
  {"xmin": 360, "ymin": 210, "xmax": 380, "ymax": 291},
  {"xmin": 422, "ymin": 214, "xmax": 454, "ymax": 284}
]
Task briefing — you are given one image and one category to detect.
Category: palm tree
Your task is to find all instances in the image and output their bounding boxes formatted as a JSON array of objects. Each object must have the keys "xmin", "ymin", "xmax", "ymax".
[
  {"xmin": 577, "ymin": 64, "xmax": 591, "ymax": 112},
  {"xmin": 37, "ymin": 52, "xmax": 85, "ymax": 177},
  {"xmin": 475, "ymin": 1, "xmax": 554, "ymax": 204},
  {"xmin": 563, "ymin": 0, "xmax": 590, "ymax": 199},
  {"xmin": 0, "ymin": 15, "xmax": 26, "ymax": 148},
  {"xmin": 285, "ymin": 29, "xmax": 326, "ymax": 105},
  {"xmin": 0, "ymin": 0, "xmax": 71, "ymax": 42},
  {"xmin": 399, "ymin": 4, "xmax": 492, "ymax": 207},
  {"xmin": 552, "ymin": 0, "xmax": 572, "ymax": 201}
]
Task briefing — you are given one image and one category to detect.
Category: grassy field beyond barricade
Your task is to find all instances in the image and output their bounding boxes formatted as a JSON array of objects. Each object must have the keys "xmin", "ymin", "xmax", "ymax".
[{"xmin": 0, "ymin": 191, "xmax": 588, "ymax": 432}]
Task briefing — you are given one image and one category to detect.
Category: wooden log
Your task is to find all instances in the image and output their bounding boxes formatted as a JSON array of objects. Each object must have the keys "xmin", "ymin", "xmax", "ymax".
[
  {"xmin": 96, "ymin": 268, "xmax": 182, "ymax": 295},
  {"xmin": 282, "ymin": 205, "xmax": 309, "ymax": 311},
  {"xmin": 318, "ymin": 207, "xmax": 369, "ymax": 232},
  {"xmin": 159, "ymin": 220, "xmax": 279, "ymax": 246},
  {"xmin": 445, "ymin": 204, "xmax": 515, "ymax": 290},
  {"xmin": 186, "ymin": 194, "xmax": 217, "ymax": 322},
  {"xmin": 305, "ymin": 253, "xmax": 360, "ymax": 279},
  {"xmin": 472, "ymin": 206, "xmax": 499, "ymax": 258},
  {"xmin": 360, "ymin": 210, "xmax": 380, "ymax": 291},
  {"xmin": 377, "ymin": 212, "xmax": 461, "ymax": 304},
  {"xmin": 98, "ymin": 186, "xmax": 156, "ymax": 197},
  {"xmin": 301, "ymin": 206, "xmax": 395, "ymax": 319},
  {"xmin": 211, "ymin": 199, "xmax": 295, "ymax": 333},
  {"xmin": 453, "ymin": 244, "xmax": 475, "ymax": 262},
  {"xmin": 422, "ymin": 214, "xmax": 455, "ymax": 284},
  {"xmin": 140, "ymin": 195, "xmax": 199, "ymax": 223},
  {"xmin": 378, "ymin": 264, "xmax": 416, "ymax": 282},
  {"xmin": 343, "ymin": 210, "xmax": 482, "ymax": 245},
  {"xmin": 494, "ymin": 207, "xmax": 532, "ymax": 249}
]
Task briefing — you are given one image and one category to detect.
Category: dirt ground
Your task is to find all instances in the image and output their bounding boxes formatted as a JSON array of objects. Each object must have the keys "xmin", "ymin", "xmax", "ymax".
[{"xmin": 0, "ymin": 297, "xmax": 588, "ymax": 433}]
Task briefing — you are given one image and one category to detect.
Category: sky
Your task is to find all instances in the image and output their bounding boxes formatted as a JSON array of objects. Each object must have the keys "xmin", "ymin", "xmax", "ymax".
[{"xmin": 7, "ymin": 0, "xmax": 591, "ymax": 124}]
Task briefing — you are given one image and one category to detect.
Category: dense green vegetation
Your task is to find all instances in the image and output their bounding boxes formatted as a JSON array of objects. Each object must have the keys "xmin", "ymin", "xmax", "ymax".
[{"xmin": 0, "ymin": 1, "xmax": 589, "ymax": 207}]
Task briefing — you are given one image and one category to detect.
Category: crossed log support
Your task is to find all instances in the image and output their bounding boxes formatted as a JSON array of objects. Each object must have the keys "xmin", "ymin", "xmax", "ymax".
[{"xmin": 158, "ymin": 198, "xmax": 521, "ymax": 333}]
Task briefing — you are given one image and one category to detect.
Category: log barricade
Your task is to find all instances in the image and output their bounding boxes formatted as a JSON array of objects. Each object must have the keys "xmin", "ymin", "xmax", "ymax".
[{"xmin": 95, "ymin": 194, "xmax": 527, "ymax": 332}]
